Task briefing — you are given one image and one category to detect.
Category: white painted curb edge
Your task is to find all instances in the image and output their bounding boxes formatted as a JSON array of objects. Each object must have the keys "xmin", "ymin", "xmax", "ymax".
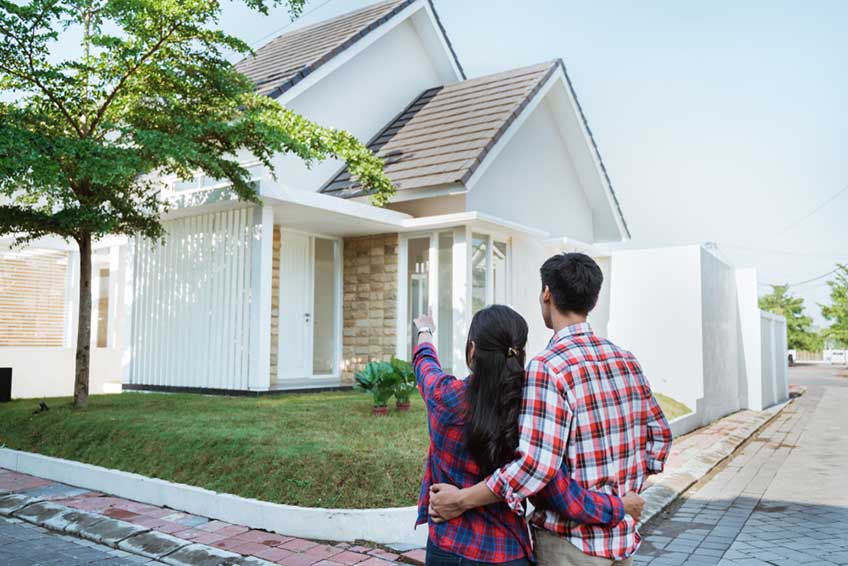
[{"xmin": 0, "ymin": 449, "xmax": 427, "ymax": 546}]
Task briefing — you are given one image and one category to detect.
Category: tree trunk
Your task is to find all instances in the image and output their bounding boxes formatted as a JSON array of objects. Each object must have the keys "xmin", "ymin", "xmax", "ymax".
[{"xmin": 74, "ymin": 232, "xmax": 92, "ymax": 409}]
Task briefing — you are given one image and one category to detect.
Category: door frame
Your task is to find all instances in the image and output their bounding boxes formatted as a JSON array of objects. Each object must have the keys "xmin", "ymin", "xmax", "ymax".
[{"xmin": 275, "ymin": 228, "xmax": 343, "ymax": 383}]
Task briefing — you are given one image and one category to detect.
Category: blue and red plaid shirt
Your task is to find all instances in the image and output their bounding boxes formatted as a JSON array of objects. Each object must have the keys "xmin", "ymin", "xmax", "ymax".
[
  {"xmin": 413, "ymin": 341, "xmax": 625, "ymax": 563},
  {"xmin": 486, "ymin": 323, "xmax": 673, "ymax": 560}
]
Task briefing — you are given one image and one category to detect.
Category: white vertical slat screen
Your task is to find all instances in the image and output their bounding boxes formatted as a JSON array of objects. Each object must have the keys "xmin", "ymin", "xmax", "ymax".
[{"xmin": 129, "ymin": 207, "xmax": 255, "ymax": 390}]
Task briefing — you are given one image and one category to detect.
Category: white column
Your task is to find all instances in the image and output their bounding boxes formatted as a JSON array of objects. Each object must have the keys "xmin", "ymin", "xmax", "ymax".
[
  {"xmin": 451, "ymin": 227, "xmax": 469, "ymax": 374},
  {"xmin": 120, "ymin": 241, "xmax": 134, "ymax": 385},
  {"xmin": 248, "ymin": 205, "xmax": 274, "ymax": 391},
  {"xmin": 395, "ymin": 237, "xmax": 409, "ymax": 359},
  {"xmin": 64, "ymin": 249, "xmax": 80, "ymax": 349}
]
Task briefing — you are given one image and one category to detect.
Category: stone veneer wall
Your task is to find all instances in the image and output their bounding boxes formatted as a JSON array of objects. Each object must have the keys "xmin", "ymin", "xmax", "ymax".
[
  {"xmin": 342, "ymin": 234, "xmax": 398, "ymax": 384},
  {"xmin": 269, "ymin": 226, "xmax": 281, "ymax": 382}
]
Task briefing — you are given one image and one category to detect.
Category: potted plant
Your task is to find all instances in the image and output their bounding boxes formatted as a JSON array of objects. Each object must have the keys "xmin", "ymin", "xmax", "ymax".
[
  {"xmin": 354, "ymin": 361, "xmax": 397, "ymax": 416},
  {"xmin": 390, "ymin": 357, "xmax": 416, "ymax": 411}
]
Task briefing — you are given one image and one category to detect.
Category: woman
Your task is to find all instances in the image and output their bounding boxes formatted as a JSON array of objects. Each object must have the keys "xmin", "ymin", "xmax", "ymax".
[{"xmin": 413, "ymin": 305, "xmax": 637, "ymax": 566}]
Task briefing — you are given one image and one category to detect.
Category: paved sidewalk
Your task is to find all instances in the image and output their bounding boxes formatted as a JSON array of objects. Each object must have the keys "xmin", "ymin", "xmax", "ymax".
[
  {"xmin": 0, "ymin": 391, "xmax": 794, "ymax": 565},
  {"xmin": 637, "ymin": 365, "xmax": 848, "ymax": 565},
  {"xmin": 0, "ymin": 515, "xmax": 158, "ymax": 565}
]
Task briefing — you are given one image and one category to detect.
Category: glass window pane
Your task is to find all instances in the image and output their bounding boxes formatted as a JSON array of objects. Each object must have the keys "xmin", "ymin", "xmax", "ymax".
[
  {"xmin": 493, "ymin": 241, "xmax": 508, "ymax": 304},
  {"xmin": 407, "ymin": 237, "xmax": 430, "ymax": 358},
  {"xmin": 438, "ymin": 233, "xmax": 453, "ymax": 373},
  {"xmin": 471, "ymin": 234, "xmax": 488, "ymax": 315},
  {"xmin": 96, "ymin": 267, "xmax": 110, "ymax": 348},
  {"xmin": 312, "ymin": 238, "xmax": 337, "ymax": 375}
]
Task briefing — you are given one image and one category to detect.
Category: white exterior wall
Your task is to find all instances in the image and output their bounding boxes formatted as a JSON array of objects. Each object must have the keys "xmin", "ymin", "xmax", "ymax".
[
  {"xmin": 509, "ymin": 234, "xmax": 550, "ymax": 357},
  {"xmin": 736, "ymin": 268, "xmax": 762, "ymax": 410},
  {"xmin": 467, "ymin": 97, "xmax": 594, "ymax": 242},
  {"xmin": 607, "ymin": 246, "xmax": 705, "ymax": 412},
  {"xmin": 266, "ymin": 18, "xmax": 446, "ymax": 192},
  {"xmin": 128, "ymin": 207, "xmax": 262, "ymax": 390}
]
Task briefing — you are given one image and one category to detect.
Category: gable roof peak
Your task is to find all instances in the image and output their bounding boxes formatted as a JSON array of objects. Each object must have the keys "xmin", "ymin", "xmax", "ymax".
[{"xmin": 235, "ymin": 0, "xmax": 463, "ymax": 99}]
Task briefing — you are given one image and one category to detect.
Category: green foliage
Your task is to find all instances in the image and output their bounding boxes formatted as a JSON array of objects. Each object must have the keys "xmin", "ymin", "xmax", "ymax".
[
  {"xmin": 354, "ymin": 360, "xmax": 397, "ymax": 407},
  {"xmin": 759, "ymin": 284, "xmax": 820, "ymax": 351},
  {"xmin": 390, "ymin": 357, "xmax": 416, "ymax": 403},
  {"xmin": 822, "ymin": 264, "xmax": 848, "ymax": 347},
  {"xmin": 354, "ymin": 357, "xmax": 417, "ymax": 407}
]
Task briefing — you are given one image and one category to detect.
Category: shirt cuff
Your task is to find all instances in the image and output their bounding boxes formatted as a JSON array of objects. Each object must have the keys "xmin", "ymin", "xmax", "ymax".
[
  {"xmin": 486, "ymin": 470, "xmax": 524, "ymax": 514},
  {"xmin": 646, "ymin": 459, "xmax": 665, "ymax": 474},
  {"xmin": 609, "ymin": 494, "xmax": 626, "ymax": 524}
]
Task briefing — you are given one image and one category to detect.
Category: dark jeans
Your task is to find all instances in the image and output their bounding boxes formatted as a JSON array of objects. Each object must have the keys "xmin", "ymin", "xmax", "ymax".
[{"xmin": 426, "ymin": 540, "xmax": 532, "ymax": 566}]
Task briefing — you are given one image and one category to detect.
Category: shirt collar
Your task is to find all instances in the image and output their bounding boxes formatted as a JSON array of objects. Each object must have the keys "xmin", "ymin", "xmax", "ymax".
[{"xmin": 549, "ymin": 322, "xmax": 593, "ymax": 346}]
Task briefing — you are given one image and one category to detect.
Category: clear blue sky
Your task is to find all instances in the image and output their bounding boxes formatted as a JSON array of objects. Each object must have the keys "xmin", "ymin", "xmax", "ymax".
[{"xmin": 69, "ymin": 0, "xmax": 848, "ymax": 325}]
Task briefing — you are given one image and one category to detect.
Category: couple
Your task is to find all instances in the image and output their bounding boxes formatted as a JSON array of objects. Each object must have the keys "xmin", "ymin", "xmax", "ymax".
[{"xmin": 412, "ymin": 252, "xmax": 672, "ymax": 566}]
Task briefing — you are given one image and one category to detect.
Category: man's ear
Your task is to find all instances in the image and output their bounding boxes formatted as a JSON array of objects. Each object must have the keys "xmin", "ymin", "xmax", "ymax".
[{"xmin": 542, "ymin": 285, "xmax": 552, "ymax": 303}]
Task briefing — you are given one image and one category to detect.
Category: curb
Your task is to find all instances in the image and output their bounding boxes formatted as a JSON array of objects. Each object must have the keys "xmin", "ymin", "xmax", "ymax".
[
  {"xmin": 638, "ymin": 398, "xmax": 794, "ymax": 527},
  {"xmin": 0, "ymin": 494, "xmax": 273, "ymax": 565},
  {"xmin": 0, "ymin": 448, "xmax": 425, "ymax": 546}
]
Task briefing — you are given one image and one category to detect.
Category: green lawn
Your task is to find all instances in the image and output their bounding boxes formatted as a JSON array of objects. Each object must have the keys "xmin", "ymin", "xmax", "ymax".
[
  {"xmin": 655, "ymin": 393, "xmax": 692, "ymax": 421},
  {"xmin": 0, "ymin": 390, "xmax": 690, "ymax": 508}
]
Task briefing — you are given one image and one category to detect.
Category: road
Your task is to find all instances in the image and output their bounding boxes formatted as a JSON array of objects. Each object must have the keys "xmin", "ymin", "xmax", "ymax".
[{"xmin": 636, "ymin": 363, "xmax": 848, "ymax": 565}]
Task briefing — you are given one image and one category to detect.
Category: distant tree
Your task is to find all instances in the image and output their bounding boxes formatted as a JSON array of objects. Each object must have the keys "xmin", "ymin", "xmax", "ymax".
[
  {"xmin": 759, "ymin": 285, "xmax": 820, "ymax": 351},
  {"xmin": 0, "ymin": 0, "xmax": 394, "ymax": 409},
  {"xmin": 821, "ymin": 264, "xmax": 848, "ymax": 347}
]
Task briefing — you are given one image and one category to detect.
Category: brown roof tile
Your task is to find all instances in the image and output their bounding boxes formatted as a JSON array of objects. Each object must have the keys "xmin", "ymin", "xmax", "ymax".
[{"xmin": 321, "ymin": 61, "xmax": 559, "ymax": 197}]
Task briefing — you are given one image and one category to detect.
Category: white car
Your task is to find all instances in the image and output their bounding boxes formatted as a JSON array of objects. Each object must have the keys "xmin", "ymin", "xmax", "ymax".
[{"xmin": 824, "ymin": 350, "xmax": 847, "ymax": 365}]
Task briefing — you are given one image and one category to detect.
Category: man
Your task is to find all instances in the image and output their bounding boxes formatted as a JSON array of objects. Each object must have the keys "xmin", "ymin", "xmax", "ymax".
[{"xmin": 429, "ymin": 252, "xmax": 672, "ymax": 565}]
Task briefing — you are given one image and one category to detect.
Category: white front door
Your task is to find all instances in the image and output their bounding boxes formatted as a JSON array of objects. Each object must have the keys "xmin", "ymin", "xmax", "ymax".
[{"xmin": 278, "ymin": 231, "xmax": 313, "ymax": 379}]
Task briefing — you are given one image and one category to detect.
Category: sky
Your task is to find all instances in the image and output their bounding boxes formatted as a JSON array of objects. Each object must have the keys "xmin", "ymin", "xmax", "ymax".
[{"xmin": 56, "ymin": 0, "xmax": 848, "ymax": 325}]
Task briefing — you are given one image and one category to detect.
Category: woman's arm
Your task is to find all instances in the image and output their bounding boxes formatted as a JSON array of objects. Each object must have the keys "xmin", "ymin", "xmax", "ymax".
[{"xmin": 412, "ymin": 312, "xmax": 463, "ymax": 413}]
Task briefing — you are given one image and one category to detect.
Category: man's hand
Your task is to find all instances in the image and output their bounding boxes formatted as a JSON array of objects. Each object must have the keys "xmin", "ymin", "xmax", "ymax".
[
  {"xmin": 622, "ymin": 491, "xmax": 644, "ymax": 523},
  {"xmin": 429, "ymin": 483, "xmax": 464, "ymax": 523}
]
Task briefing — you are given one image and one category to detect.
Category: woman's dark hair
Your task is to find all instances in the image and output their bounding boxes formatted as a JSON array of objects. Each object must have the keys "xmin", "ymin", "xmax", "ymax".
[{"xmin": 465, "ymin": 304, "xmax": 528, "ymax": 475}]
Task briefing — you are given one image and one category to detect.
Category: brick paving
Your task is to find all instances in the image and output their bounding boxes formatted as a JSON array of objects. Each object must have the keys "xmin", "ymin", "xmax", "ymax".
[
  {"xmin": 0, "ymin": 515, "xmax": 157, "ymax": 565},
  {"xmin": 637, "ymin": 365, "xmax": 848, "ymax": 565}
]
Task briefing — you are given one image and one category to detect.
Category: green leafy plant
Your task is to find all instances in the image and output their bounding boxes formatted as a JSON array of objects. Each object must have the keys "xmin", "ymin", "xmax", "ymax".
[
  {"xmin": 354, "ymin": 361, "xmax": 397, "ymax": 408},
  {"xmin": 390, "ymin": 357, "xmax": 416, "ymax": 406}
]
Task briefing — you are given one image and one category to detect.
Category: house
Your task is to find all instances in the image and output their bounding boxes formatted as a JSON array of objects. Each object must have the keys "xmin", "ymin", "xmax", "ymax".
[{"xmin": 122, "ymin": 0, "xmax": 630, "ymax": 393}]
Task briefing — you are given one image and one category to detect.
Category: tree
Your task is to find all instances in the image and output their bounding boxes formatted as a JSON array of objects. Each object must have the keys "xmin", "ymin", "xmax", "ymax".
[
  {"xmin": 759, "ymin": 284, "xmax": 821, "ymax": 351},
  {"xmin": 821, "ymin": 264, "xmax": 848, "ymax": 347},
  {"xmin": 0, "ymin": 0, "xmax": 394, "ymax": 408}
]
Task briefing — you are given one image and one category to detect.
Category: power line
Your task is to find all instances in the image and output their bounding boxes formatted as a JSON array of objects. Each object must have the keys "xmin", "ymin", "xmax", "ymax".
[
  {"xmin": 723, "ymin": 244, "xmax": 848, "ymax": 258},
  {"xmin": 758, "ymin": 269, "xmax": 837, "ymax": 289},
  {"xmin": 777, "ymin": 183, "xmax": 848, "ymax": 235}
]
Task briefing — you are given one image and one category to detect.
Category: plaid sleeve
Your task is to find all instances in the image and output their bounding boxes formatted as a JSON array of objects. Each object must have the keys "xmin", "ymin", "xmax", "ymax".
[
  {"xmin": 412, "ymin": 342, "xmax": 463, "ymax": 414},
  {"xmin": 634, "ymin": 361, "xmax": 672, "ymax": 473},
  {"xmin": 533, "ymin": 467, "xmax": 625, "ymax": 526},
  {"xmin": 486, "ymin": 357, "xmax": 570, "ymax": 512}
]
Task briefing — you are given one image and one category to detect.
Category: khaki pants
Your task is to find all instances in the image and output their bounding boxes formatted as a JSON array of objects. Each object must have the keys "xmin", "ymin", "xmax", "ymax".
[{"xmin": 534, "ymin": 529, "xmax": 634, "ymax": 566}]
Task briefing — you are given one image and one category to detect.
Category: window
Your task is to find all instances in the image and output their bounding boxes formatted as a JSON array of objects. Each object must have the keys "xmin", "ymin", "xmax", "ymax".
[
  {"xmin": 312, "ymin": 238, "xmax": 338, "ymax": 375},
  {"xmin": 96, "ymin": 267, "xmax": 110, "ymax": 348},
  {"xmin": 407, "ymin": 237, "xmax": 430, "ymax": 358},
  {"xmin": 438, "ymin": 233, "xmax": 454, "ymax": 373},
  {"xmin": 471, "ymin": 234, "xmax": 510, "ymax": 314}
]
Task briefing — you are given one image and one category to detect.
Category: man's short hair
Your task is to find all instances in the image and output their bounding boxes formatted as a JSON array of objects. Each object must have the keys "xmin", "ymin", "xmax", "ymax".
[{"xmin": 540, "ymin": 253, "xmax": 603, "ymax": 316}]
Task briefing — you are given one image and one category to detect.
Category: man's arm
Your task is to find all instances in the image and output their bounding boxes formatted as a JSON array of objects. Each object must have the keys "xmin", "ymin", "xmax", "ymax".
[
  {"xmin": 635, "ymin": 359, "xmax": 672, "ymax": 474},
  {"xmin": 644, "ymin": 389, "xmax": 672, "ymax": 474}
]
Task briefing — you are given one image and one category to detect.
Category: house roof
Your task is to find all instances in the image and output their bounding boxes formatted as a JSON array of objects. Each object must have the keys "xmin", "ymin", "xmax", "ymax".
[
  {"xmin": 235, "ymin": 0, "xmax": 464, "ymax": 99},
  {"xmin": 321, "ymin": 61, "xmax": 559, "ymax": 197}
]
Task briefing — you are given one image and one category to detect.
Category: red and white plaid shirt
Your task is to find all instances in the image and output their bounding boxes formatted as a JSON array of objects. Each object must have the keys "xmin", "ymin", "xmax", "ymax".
[{"xmin": 486, "ymin": 323, "xmax": 672, "ymax": 560}]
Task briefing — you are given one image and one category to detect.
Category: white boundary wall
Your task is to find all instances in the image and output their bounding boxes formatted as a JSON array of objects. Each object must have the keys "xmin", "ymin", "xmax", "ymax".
[{"xmin": 608, "ymin": 245, "xmax": 788, "ymax": 434}]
